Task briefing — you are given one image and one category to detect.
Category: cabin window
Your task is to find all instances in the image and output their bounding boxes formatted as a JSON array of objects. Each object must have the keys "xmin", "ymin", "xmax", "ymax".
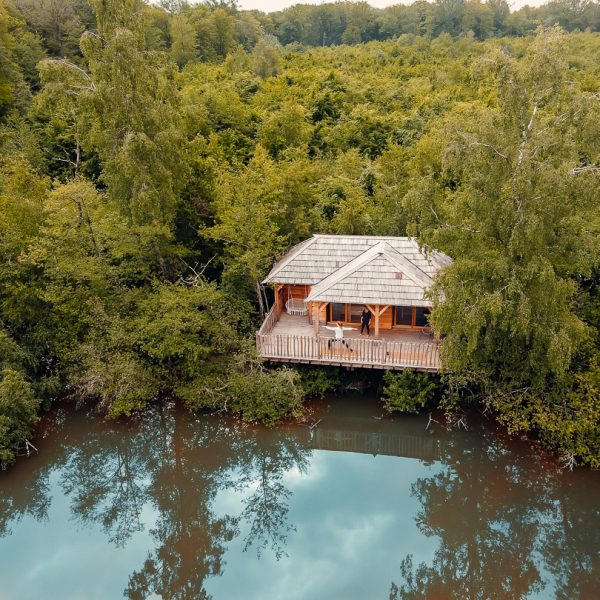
[
  {"xmin": 395, "ymin": 306, "xmax": 413, "ymax": 326},
  {"xmin": 328, "ymin": 303, "xmax": 365, "ymax": 323},
  {"xmin": 330, "ymin": 303, "xmax": 345, "ymax": 322},
  {"xmin": 394, "ymin": 306, "xmax": 432, "ymax": 327},
  {"xmin": 415, "ymin": 307, "xmax": 430, "ymax": 327},
  {"xmin": 348, "ymin": 304, "xmax": 363, "ymax": 323}
]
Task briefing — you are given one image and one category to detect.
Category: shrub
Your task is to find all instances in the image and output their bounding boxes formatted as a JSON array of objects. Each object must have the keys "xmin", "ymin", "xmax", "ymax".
[
  {"xmin": 0, "ymin": 369, "xmax": 41, "ymax": 469},
  {"xmin": 382, "ymin": 370, "xmax": 438, "ymax": 414}
]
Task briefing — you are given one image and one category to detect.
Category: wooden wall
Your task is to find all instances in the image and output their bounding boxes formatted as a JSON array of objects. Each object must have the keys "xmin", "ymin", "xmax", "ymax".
[
  {"xmin": 378, "ymin": 307, "xmax": 393, "ymax": 330},
  {"xmin": 309, "ymin": 301, "xmax": 328, "ymax": 324},
  {"xmin": 273, "ymin": 288, "xmax": 427, "ymax": 333},
  {"xmin": 276, "ymin": 284, "xmax": 311, "ymax": 316},
  {"xmin": 285, "ymin": 284, "xmax": 310, "ymax": 299}
]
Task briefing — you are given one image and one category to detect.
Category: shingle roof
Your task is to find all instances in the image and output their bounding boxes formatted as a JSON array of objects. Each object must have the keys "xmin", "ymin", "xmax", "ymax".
[
  {"xmin": 304, "ymin": 241, "xmax": 434, "ymax": 306},
  {"xmin": 263, "ymin": 235, "xmax": 451, "ymax": 306}
]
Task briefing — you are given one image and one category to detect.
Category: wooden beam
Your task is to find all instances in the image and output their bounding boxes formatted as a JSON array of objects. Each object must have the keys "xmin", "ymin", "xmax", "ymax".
[
  {"xmin": 364, "ymin": 304, "xmax": 385, "ymax": 336},
  {"xmin": 274, "ymin": 284, "xmax": 282, "ymax": 314},
  {"xmin": 314, "ymin": 302, "xmax": 321, "ymax": 335}
]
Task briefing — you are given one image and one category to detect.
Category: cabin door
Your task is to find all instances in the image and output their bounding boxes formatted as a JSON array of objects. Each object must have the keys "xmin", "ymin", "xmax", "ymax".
[{"xmin": 329, "ymin": 303, "xmax": 363, "ymax": 324}]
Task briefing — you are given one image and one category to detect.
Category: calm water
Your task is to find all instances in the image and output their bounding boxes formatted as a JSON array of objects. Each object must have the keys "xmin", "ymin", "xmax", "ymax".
[{"xmin": 0, "ymin": 395, "xmax": 598, "ymax": 600}]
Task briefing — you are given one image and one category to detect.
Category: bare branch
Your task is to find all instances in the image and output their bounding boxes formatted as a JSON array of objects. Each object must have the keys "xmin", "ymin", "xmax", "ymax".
[
  {"xmin": 569, "ymin": 165, "xmax": 600, "ymax": 175},
  {"xmin": 469, "ymin": 142, "xmax": 510, "ymax": 162},
  {"xmin": 47, "ymin": 58, "xmax": 96, "ymax": 91}
]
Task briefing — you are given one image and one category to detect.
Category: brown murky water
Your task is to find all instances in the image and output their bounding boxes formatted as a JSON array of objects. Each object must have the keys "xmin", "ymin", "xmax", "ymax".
[{"xmin": 0, "ymin": 394, "xmax": 598, "ymax": 599}]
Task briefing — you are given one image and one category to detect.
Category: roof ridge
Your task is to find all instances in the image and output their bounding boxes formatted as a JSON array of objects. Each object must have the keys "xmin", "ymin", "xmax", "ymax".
[
  {"xmin": 305, "ymin": 242, "xmax": 385, "ymax": 301},
  {"xmin": 306, "ymin": 234, "xmax": 413, "ymax": 240}
]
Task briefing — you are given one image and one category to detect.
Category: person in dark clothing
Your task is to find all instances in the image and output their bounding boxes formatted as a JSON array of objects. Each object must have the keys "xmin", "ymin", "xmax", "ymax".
[{"xmin": 360, "ymin": 307, "xmax": 371, "ymax": 335}]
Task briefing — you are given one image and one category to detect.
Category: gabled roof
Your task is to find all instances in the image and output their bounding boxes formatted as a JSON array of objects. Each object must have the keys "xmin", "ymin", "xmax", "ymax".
[
  {"xmin": 305, "ymin": 241, "xmax": 435, "ymax": 307},
  {"xmin": 263, "ymin": 234, "xmax": 451, "ymax": 287}
]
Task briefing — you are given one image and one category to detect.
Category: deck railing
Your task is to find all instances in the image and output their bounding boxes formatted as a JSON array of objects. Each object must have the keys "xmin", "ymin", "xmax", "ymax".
[
  {"xmin": 256, "ymin": 332, "xmax": 441, "ymax": 371},
  {"xmin": 257, "ymin": 304, "xmax": 279, "ymax": 336},
  {"xmin": 309, "ymin": 428, "xmax": 441, "ymax": 461}
]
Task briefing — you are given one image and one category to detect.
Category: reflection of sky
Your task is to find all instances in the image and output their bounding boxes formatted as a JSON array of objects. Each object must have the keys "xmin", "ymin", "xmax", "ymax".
[
  {"xmin": 0, "ymin": 452, "xmax": 440, "ymax": 600},
  {"xmin": 0, "ymin": 469, "xmax": 158, "ymax": 600},
  {"xmin": 207, "ymin": 451, "xmax": 441, "ymax": 600},
  {"xmin": 0, "ymin": 438, "xmax": 584, "ymax": 600}
]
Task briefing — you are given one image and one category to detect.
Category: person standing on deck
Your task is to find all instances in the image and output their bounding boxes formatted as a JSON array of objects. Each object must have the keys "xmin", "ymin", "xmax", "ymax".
[
  {"xmin": 360, "ymin": 307, "xmax": 372, "ymax": 335},
  {"xmin": 323, "ymin": 323, "xmax": 355, "ymax": 351}
]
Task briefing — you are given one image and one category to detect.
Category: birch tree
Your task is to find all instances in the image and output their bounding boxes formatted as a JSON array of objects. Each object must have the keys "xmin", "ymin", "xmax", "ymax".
[{"xmin": 405, "ymin": 28, "xmax": 600, "ymax": 458}]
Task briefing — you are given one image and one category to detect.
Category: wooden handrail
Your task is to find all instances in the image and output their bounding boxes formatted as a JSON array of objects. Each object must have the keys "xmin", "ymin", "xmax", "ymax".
[
  {"xmin": 257, "ymin": 304, "xmax": 279, "ymax": 336},
  {"xmin": 256, "ymin": 331, "xmax": 441, "ymax": 370}
]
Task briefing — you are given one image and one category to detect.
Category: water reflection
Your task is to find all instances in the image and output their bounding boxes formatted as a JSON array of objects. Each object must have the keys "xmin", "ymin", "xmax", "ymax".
[
  {"xmin": 390, "ymin": 425, "xmax": 600, "ymax": 600},
  {"xmin": 125, "ymin": 410, "xmax": 239, "ymax": 600},
  {"xmin": 0, "ymin": 398, "xmax": 598, "ymax": 600}
]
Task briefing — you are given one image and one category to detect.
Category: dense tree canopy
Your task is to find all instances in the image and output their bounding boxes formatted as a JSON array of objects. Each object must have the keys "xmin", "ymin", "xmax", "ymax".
[{"xmin": 0, "ymin": 0, "xmax": 598, "ymax": 468}]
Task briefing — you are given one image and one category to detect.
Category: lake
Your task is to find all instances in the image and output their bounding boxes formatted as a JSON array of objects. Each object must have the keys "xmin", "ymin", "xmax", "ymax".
[{"xmin": 0, "ymin": 394, "xmax": 598, "ymax": 600}]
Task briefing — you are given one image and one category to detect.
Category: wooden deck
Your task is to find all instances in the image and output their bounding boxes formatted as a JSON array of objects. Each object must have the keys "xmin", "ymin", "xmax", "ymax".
[{"xmin": 257, "ymin": 309, "xmax": 441, "ymax": 372}]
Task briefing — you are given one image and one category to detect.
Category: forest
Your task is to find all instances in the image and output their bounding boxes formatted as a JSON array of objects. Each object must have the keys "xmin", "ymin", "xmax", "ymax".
[{"xmin": 0, "ymin": 0, "xmax": 599, "ymax": 469}]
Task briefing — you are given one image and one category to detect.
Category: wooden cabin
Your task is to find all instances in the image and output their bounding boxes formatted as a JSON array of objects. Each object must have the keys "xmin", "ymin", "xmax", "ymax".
[{"xmin": 256, "ymin": 235, "xmax": 452, "ymax": 372}]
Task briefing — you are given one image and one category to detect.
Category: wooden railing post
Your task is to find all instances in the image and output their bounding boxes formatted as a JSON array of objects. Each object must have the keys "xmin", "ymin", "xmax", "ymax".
[{"xmin": 256, "ymin": 328, "xmax": 441, "ymax": 371}]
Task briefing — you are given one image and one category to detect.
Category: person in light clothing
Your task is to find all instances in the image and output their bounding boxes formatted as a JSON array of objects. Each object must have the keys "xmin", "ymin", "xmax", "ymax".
[{"xmin": 323, "ymin": 322, "xmax": 356, "ymax": 351}]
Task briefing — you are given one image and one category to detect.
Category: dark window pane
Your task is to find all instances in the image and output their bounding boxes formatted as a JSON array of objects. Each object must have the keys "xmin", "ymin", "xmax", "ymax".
[
  {"xmin": 349, "ymin": 304, "xmax": 362, "ymax": 323},
  {"xmin": 331, "ymin": 303, "xmax": 345, "ymax": 322},
  {"xmin": 415, "ymin": 307, "xmax": 430, "ymax": 327},
  {"xmin": 395, "ymin": 306, "xmax": 412, "ymax": 326}
]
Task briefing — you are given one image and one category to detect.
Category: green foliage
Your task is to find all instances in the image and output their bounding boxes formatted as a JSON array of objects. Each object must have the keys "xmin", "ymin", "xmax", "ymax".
[
  {"xmin": 251, "ymin": 36, "xmax": 282, "ymax": 79},
  {"xmin": 0, "ymin": 369, "xmax": 40, "ymax": 468},
  {"xmin": 0, "ymin": 3, "xmax": 31, "ymax": 119},
  {"xmin": 404, "ymin": 27, "xmax": 600, "ymax": 464},
  {"xmin": 13, "ymin": 0, "xmax": 93, "ymax": 58},
  {"xmin": 177, "ymin": 352, "xmax": 304, "ymax": 426},
  {"xmin": 205, "ymin": 145, "xmax": 287, "ymax": 299},
  {"xmin": 71, "ymin": 280, "xmax": 244, "ymax": 417},
  {"xmin": 537, "ymin": 364, "xmax": 600, "ymax": 468},
  {"xmin": 482, "ymin": 364, "xmax": 600, "ymax": 469},
  {"xmin": 258, "ymin": 101, "xmax": 312, "ymax": 157},
  {"xmin": 37, "ymin": 0, "xmax": 187, "ymax": 230},
  {"xmin": 294, "ymin": 365, "xmax": 341, "ymax": 398},
  {"xmin": 382, "ymin": 370, "xmax": 438, "ymax": 414},
  {"xmin": 223, "ymin": 366, "xmax": 303, "ymax": 426}
]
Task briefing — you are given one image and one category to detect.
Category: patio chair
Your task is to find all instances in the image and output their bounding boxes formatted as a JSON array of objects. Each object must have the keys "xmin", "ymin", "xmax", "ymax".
[{"xmin": 285, "ymin": 297, "xmax": 308, "ymax": 316}]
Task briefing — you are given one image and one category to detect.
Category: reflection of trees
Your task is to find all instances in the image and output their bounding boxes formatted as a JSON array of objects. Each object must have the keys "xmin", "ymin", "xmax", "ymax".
[
  {"xmin": 124, "ymin": 409, "xmax": 311, "ymax": 599},
  {"xmin": 541, "ymin": 470, "xmax": 600, "ymax": 600},
  {"xmin": 125, "ymin": 405, "xmax": 239, "ymax": 600},
  {"xmin": 0, "ymin": 403, "xmax": 311, "ymax": 600},
  {"xmin": 0, "ymin": 411, "xmax": 73, "ymax": 538},
  {"xmin": 60, "ymin": 431, "xmax": 149, "ymax": 546},
  {"xmin": 0, "ymin": 464, "xmax": 50, "ymax": 538},
  {"xmin": 234, "ymin": 433, "xmax": 310, "ymax": 560},
  {"xmin": 2, "ymin": 404, "xmax": 598, "ymax": 600},
  {"xmin": 390, "ymin": 422, "xmax": 600, "ymax": 600}
]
